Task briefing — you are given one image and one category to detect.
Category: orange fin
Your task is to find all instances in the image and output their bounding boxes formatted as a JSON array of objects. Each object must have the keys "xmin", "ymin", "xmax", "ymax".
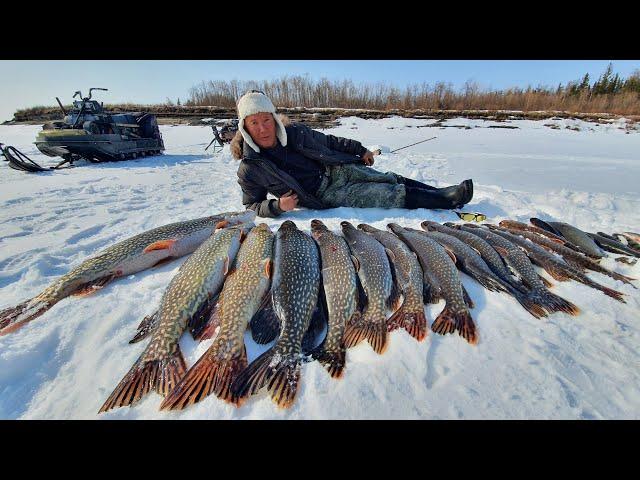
[
  {"xmin": 444, "ymin": 246, "xmax": 457, "ymax": 264},
  {"xmin": 143, "ymin": 240, "xmax": 176, "ymax": 253},
  {"xmin": 264, "ymin": 259, "xmax": 273, "ymax": 279}
]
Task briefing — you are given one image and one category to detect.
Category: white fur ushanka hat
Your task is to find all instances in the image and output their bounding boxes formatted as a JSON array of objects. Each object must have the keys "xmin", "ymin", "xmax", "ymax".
[{"xmin": 236, "ymin": 91, "xmax": 287, "ymax": 152}]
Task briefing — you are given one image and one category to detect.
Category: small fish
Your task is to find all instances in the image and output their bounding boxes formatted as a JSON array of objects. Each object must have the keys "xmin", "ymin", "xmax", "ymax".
[
  {"xmin": 159, "ymin": 224, "xmax": 274, "ymax": 410},
  {"xmin": 458, "ymin": 224, "xmax": 580, "ymax": 317},
  {"xmin": 99, "ymin": 224, "xmax": 249, "ymax": 413},
  {"xmin": 358, "ymin": 223, "xmax": 427, "ymax": 342},
  {"xmin": 530, "ymin": 218, "xmax": 606, "ymax": 259},
  {"xmin": 231, "ymin": 221, "xmax": 321, "ymax": 408},
  {"xmin": 588, "ymin": 232, "xmax": 640, "ymax": 258},
  {"xmin": 389, "ymin": 224, "xmax": 478, "ymax": 345},
  {"xmin": 422, "ymin": 221, "xmax": 548, "ymax": 319},
  {"xmin": 499, "ymin": 226, "xmax": 636, "ymax": 287},
  {"xmin": 340, "ymin": 221, "xmax": 396, "ymax": 354},
  {"xmin": 0, "ymin": 210, "xmax": 255, "ymax": 336},
  {"xmin": 309, "ymin": 219, "xmax": 359, "ymax": 378},
  {"xmin": 487, "ymin": 225, "xmax": 626, "ymax": 303}
]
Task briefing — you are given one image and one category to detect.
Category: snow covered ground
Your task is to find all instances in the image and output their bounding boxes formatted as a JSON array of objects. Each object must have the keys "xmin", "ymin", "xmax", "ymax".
[{"xmin": 1, "ymin": 116, "xmax": 639, "ymax": 420}]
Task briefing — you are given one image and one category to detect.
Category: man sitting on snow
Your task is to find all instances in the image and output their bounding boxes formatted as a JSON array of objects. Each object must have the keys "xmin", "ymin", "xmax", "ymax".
[{"xmin": 230, "ymin": 90, "xmax": 474, "ymax": 218}]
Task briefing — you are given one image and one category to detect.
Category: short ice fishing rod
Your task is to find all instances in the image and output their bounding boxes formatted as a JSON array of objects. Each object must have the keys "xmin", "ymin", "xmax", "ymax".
[{"xmin": 390, "ymin": 136, "xmax": 437, "ymax": 153}]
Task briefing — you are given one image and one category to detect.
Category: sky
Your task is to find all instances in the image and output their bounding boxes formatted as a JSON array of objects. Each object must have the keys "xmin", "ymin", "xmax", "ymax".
[{"xmin": 0, "ymin": 60, "xmax": 639, "ymax": 122}]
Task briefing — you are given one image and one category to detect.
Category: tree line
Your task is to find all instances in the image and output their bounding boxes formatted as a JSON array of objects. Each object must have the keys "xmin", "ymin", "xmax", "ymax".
[{"xmin": 182, "ymin": 63, "xmax": 640, "ymax": 115}]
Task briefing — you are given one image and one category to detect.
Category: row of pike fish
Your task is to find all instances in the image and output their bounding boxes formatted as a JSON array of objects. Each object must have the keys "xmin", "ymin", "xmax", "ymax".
[{"xmin": 0, "ymin": 210, "xmax": 638, "ymax": 412}]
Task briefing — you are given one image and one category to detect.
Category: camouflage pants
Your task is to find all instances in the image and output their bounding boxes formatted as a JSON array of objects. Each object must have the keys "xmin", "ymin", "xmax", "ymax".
[{"xmin": 316, "ymin": 164, "xmax": 406, "ymax": 209}]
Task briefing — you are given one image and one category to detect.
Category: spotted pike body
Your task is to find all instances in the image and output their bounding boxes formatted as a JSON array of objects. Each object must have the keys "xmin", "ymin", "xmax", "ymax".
[
  {"xmin": 487, "ymin": 226, "xmax": 626, "ymax": 303},
  {"xmin": 438, "ymin": 221, "xmax": 524, "ymax": 290},
  {"xmin": 308, "ymin": 220, "xmax": 359, "ymax": 378},
  {"xmin": 159, "ymin": 224, "xmax": 275, "ymax": 410},
  {"xmin": 99, "ymin": 224, "xmax": 249, "ymax": 413},
  {"xmin": 531, "ymin": 219, "xmax": 606, "ymax": 259},
  {"xmin": 341, "ymin": 221, "xmax": 395, "ymax": 354},
  {"xmin": 358, "ymin": 223, "xmax": 427, "ymax": 342},
  {"xmin": 389, "ymin": 224, "xmax": 478, "ymax": 345},
  {"xmin": 0, "ymin": 210, "xmax": 255, "ymax": 336},
  {"xmin": 499, "ymin": 219, "xmax": 584, "ymax": 253},
  {"xmin": 458, "ymin": 224, "xmax": 579, "ymax": 317},
  {"xmin": 498, "ymin": 226, "xmax": 636, "ymax": 287},
  {"xmin": 231, "ymin": 221, "xmax": 321, "ymax": 408},
  {"xmin": 416, "ymin": 226, "xmax": 509, "ymax": 294}
]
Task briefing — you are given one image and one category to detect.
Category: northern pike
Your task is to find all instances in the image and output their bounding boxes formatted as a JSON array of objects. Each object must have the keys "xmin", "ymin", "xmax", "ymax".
[
  {"xmin": 498, "ymin": 219, "xmax": 584, "ymax": 253},
  {"xmin": 497, "ymin": 225, "xmax": 636, "ymax": 287},
  {"xmin": 0, "ymin": 210, "xmax": 255, "ymax": 336},
  {"xmin": 530, "ymin": 218, "xmax": 606, "ymax": 259},
  {"xmin": 388, "ymin": 224, "xmax": 478, "ymax": 345},
  {"xmin": 615, "ymin": 233, "xmax": 640, "ymax": 252},
  {"xmin": 486, "ymin": 225, "xmax": 626, "ymax": 303},
  {"xmin": 358, "ymin": 223, "xmax": 427, "ymax": 342},
  {"xmin": 439, "ymin": 221, "xmax": 526, "ymax": 291},
  {"xmin": 309, "ymin": 219, "xmax": 359, "ymax": 378},
  {"xmin": 231, "ymin": 221, "xmax": 321, "ymax": 409},
  {"xmin": 340, "ymin": 221, "xmax": 396, "ymax": 354},
  {"xmin": 99, "ymin": 224, "xmax": 250, "ymax": 413},
  {"xmin": 422, "ymin": 221, "xmax": 548, "ymax": 319},
  {"xmin": 159, "ymin": 224, "xmax": 274, "ymax": 410},
  {"xmin": 588, "ymin": 232, "xmax": 640, "ymax": 258},
  {"xmin": 458, "ymin": 224, "xmax": 580, "ymax": 317},
  {"xmin": 417, "ymin": 225, "xmax": 509, "ymax": 293}
]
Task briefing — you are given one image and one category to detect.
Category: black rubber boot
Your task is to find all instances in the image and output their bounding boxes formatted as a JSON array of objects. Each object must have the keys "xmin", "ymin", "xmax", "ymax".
[
  {"xmin": 404, "ymin": 179, "xmax": 473, "ymax": 210},
  {"xmin": 396, "ymin": 176, "xmax": 438, "ymax": 191}
]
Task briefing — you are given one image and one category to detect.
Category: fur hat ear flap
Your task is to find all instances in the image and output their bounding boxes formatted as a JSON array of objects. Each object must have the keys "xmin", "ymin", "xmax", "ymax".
[{"xmin": 236, "ymin": 91, "xmax": 287, "ymax": 153}]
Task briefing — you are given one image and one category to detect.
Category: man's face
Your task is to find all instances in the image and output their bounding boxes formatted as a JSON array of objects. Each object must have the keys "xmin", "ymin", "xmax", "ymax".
[{"xmin": 244, "ymin": 112, "xmax": 277, "ymax": 149}]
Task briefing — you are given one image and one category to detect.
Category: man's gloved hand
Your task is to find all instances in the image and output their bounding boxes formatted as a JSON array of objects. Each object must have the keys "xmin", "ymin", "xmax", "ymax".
[
  {"xmin": 278, "ymin": 190, "xmax": 299, "ymax": 211},
  {"xmin": 361, "ymin": 150, "xmax": 375, "ymax": 166}
]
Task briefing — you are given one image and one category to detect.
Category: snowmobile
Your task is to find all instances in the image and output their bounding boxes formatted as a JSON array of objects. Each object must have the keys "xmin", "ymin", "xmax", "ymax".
[{"xmin": 34, "ymin": 88, "xmax": 165, "ymax": 165}]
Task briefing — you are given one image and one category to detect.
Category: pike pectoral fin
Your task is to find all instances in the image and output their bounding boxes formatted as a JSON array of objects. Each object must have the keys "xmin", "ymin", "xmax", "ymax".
[
  {"xmin": 143, "ymin": 239, "xmax": 177, "ymax": 253},
  {"xmin": 350, "ymin": 255, "xmax": 360, "ymax": 272},
  {"xmin": 71, "ymin": 275, "xmax": 116, "ymax": 297},
  {"xmin": 264, "ymin": 259, "xmax": 273, "ymax": 279},
  {"xmin": 443, "ymin": 246, "xmax": 457, "ymax": 264}
]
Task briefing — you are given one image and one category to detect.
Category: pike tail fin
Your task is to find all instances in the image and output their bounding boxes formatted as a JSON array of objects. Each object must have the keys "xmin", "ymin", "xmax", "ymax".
[
  {"xmin": 231, "ymin": 347, "xmax": 302, "ymax": 409},
  {"xmin": 310, "ymin": 342, "xmax": 347, "ymax": 379},
  {"xmin": 98, "ymin": 346, "xmax": 187, "ymax": 413},
  {"xmin": 342, "ymin": 310, "xmax": 388, "ymax": 354},
  {"xmin": 431, "ymin": 305, "xmax": 478, "ymax": 345},
  {"xmin": 160, "ymin": 346, "xmax": 248, "ymax": 410},
  {"xmin": 533, "ymin": 288, "xmax": 580, "ymax": 316},
  {"xmin": 386, "ymin": 304, "xmax": 427, "ymax": 342},
  {"xmin": 510, "ymin": 289, "xmax": 549, "ymax": 319},
  {"xmin": 0, "ymin": 298, "xmax": 51, "ymax": 336}
]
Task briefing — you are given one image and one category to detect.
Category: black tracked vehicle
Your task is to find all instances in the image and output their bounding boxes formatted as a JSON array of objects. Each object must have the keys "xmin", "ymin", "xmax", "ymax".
[{"xmin": 34, "ymin": 88, "xmax": 165, "ymax": 165}]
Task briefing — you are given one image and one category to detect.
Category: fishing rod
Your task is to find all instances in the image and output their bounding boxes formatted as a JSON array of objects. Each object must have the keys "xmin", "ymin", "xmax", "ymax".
[{"xmin": 390, "ymin": 136, "xmax": 437, "ymax": 153}]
